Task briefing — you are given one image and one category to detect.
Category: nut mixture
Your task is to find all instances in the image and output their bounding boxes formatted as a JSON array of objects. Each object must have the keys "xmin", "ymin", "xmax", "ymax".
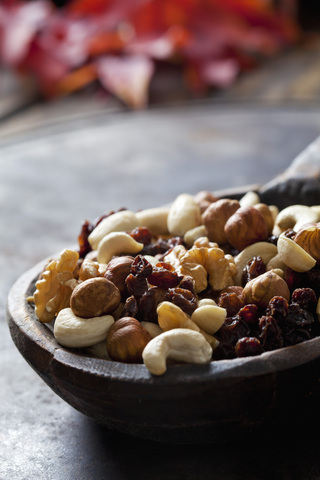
[{"xmin": 29, "ymin": 192, "xmax": 320, "ymax": 375}]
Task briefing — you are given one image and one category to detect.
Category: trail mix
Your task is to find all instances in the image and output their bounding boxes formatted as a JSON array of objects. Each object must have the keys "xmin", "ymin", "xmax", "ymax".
[{"xmin": 29, "ymin": 191, "xmax": 320, "ymax": 375}]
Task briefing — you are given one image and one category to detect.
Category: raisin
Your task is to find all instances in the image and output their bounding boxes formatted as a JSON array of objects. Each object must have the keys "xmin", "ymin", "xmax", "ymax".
[
  {"xmin": 265, "ymin": 296, "xmax": 288, "ymax": 321},
  {"xmin": 212, "ymin": 342, "xmax": 236, "ymax": 360},
  {"xmin": 141, "ymin": 236, "xmax": 184, "ymax": 257},
  {"xmin": 217, "ymin": 316, "xmax": 251, "ymax": 346},
  {"xmin": 165, "ymin": 287, "xmax": 198, "ymax": 316},
  {"xmin": 291, "ymin": 288, "xmax": 317, "ymax": 312},
  {"xmin": 120, "ymin": 295, "xmax": 138, "ymax": 318},
  {"xmin": 147, "ymin": 267, "xmax": 181, "ymax": 289},
  {"xmin": 241, "ymin": 256, "xmax": 266, "ymax": 287},
  {"xmin": 238, "ymin": 304, "xmax": 259, "ymax": 325},
  {"xmin": 77, "ymin": 219, "xmax": 93, "ymax": 258},
  {"xmin": 125, "ymin": 255, "xmax": 152, "ymax": 299},
  {"xmin": 235, "ymin": 337, "xmax": 263, "ymax": 357},
  {"xmin": 129, "ymin": 226, "xmax": 152, "ymax": 246},
  {"xmin": 259, "ymin": 315, "xmax": 284, "ymax": 351},
  {"xmin": 218, "ymin": 292, "xmax": 244, "ymax": 317},
  {"xmin": 179, "ymin": 276, "xmax": 196, "ymax": 294},
  {"xmin": 139, "ymin": 287, "xmax": 167, "ymax": 323}
]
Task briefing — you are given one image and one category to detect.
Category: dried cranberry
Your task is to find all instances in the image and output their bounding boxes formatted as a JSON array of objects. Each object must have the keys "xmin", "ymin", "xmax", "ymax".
[
  {"xmin": 165, "ymin": 287, "xmax": 198, "ymax": 316},
  {"xmin": 241, "ymin": 256, "xmax": 266, "ymax": 287},
  {"xmin": 129, "ymin": 226, "xmax": 152, "ymax": 246},
  {"xmin": 259, "ymin": 315, "xmax": 284, "ymax": 351},
  {"xmin": 285, "ymin": 265, "xmax": 320, "ymax": 296},
  {"xmin": 291, "ymin": 288, "xmax": 317, "ymax": 312},
  {"xmin": 265, "ymin": 296, "xmax": 288, "ymax": 321},
  {"xmin": 218, "ymin": 292, "xmax": 244, "ymax": 317},
  {"xmin": 238, "ymin": 304, "xmax": 259, "ymax": 325},
  {"xmin": 235, "ymin": 337, "xmax": 263, "ymax": 357},
  {"xmin": 179, "ymin": 276, "xmax": 196, "ymax": 295},
  {"xmin": 77, "ymin": 220, "xmax": 93, "ymax": 258},
  {"xmin": 141, "ymin": 236, "xmax": 184, "ymax": 257}
]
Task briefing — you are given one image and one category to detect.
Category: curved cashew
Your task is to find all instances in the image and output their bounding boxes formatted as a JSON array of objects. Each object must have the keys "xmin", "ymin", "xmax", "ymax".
[
  {"xmin": 234, "ymin": 242, "xmax": 278, "ymax": 286},
  {"xmin": 277, "ymin": 233, "xmax": 316, "ymax": 272},
  {"xmin": 167, "ymin": 193, "xmax": 202, "ymax": 236},
  {"xmin": 266, "ymin": 253, "xmax": 286, "ymax": 272},
  {"xmin": 239, "ymin": 191, "xmax": 260, "ymax": 207},
  {"xmin": 191, "ymin": 305, "xmax": 226, "ymax": 335},
  {"xmin": 54, "ymin": 307, "xmax": 114, "ymax": 348},
  {"xmin": 136, "ymin": 206, "xmax": 170, "ymax": 235},
  {"xmin": 142, "ymin": 328, "xmax": 213, "ymax": 375},
  {"xmin": 97, "ymin": 232, "xmax": 143, "ymax": 264},
  {"xmin": 88, "ymin": 210, "xmax": 139, "ymax": 250},
  {"xmin": 274, "ymin": 205, "xmax": 319, "ymax": 234}
]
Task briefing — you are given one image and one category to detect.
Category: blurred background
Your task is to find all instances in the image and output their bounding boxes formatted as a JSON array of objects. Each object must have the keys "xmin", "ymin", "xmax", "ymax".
[{"xmin": 2, "ymin": 2, "xmax": 320, "ymax": 479}]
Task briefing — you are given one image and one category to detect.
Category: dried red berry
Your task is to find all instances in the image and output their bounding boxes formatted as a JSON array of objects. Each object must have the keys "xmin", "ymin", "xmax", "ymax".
[{"xmin": 235, "ymin": 337, "xmax": 263, "ymax": 357}]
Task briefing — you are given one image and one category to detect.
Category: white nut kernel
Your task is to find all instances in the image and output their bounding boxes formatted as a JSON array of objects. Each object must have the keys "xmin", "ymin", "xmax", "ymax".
[
  {"xmin": 167, "ymin": 193, "xmax": 202, "ymax": 236},
  {"xmin": 140, "ymin": 321, "xmax": 163, "ymax": 338},
  {"xmin": 191, "ymin": 305, "xmax": 226, "ymax": 335},
  {"xmin": 277, "ymin": 233, "xmax": 316, "ymax": 272},
  {"xmin": 54, "ymin": 307, "xmax": 114, "ymax": 348},
  {"xmin": 274, "ymin": 205, "xmax": 319, "ymax": 233},
  {"xmin": 142, "ymin": 329, "xmax": 212, "ymax": 375},
  {"xmin": 239, "ymin": 191, "xmax": 260, "ymax": 207},
  {"xmin": 97, "ymin": 231, "xmax": 143, "ymax": 264},
  {"xmin": 88, "ymin": 210, "xmax": 139, "ymax": 250},
  {"xmin": 136, "ymin": 206, "xmax": 170, "ymax": 235},
  {"xmin": 184, "ymin": 225, "xmax": 208, "ymax": 247}
]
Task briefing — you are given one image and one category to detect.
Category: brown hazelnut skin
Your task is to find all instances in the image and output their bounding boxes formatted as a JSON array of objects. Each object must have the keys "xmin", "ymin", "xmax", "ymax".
[
  {"xmin": 224, "ymin": 206, "xmax": 269, "ymax": 251},
  {"xmin": 254, "ymin": 203, "xmax": 274, "ymax": 234},
  {"xmin": 194, "ymin": 190, "xmax": 219, "ymax": 213},
  {"xmin": 242, "ymin": 271, "xmax": 290, "ymax": 308},
  {"xmin": 104, "ymin": 256, "xmax": 134, "ymax": 297},
  {"xmin": 106, "ymin": 317, "xmax": 152, "ymax": 363},
  {"xmin": 70, "ymin": 277, "xmax": 121, "ymax": 318},
  {"xmin": 202, "ymin": 198, "xmax": 240, "ymax": 245}
]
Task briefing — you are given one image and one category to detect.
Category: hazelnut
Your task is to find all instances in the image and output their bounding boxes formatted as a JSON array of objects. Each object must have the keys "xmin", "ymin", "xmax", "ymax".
[
  {"xmin": 104, "ymin": 256, "xmax": 134, "ymax": 296},
  {"xmin": 194, "ymin": 190, "xmax": 219, "ymax": 213},
  {"xmin": 242, "ymin": 270, "xmax": 290, "ymax": 307},
  {"xmin": 202, "ymin": 199, "xmax": 240, "ymax": 245},
  {"xmin": 224, "ymin": 206, "xmax": 269, "ymax": 251},
  {"xmin": 70, "ymin": 277, "xmax": 121, "ymax": 318},
  {"xmin": 106, "ymin": 317, "xmax": 152, "ymax": 363},
  {"xmin": 254, "ymin": 203, "xmax": 275, "ymax": 234},
  {"xmin": 293, "ymin": 223, "xmax": 320, "ymax": 261}
]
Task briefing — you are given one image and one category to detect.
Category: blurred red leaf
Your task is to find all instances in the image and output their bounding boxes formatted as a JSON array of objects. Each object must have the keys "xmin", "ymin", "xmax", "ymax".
[{"xmin": 0, "ymin": 0, "xmax": 301, "ymax": 107}]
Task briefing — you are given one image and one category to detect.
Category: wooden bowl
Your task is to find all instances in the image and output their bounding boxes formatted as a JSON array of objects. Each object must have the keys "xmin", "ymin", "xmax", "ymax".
[{"xmin": 6, "ymin": 136, "xmax": 320, "ymax": 444}]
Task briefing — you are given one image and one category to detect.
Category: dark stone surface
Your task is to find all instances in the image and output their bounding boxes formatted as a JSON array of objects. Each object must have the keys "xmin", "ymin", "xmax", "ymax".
[{"xmin": 3, "ymin": 104, "xmax": 320, "ymax": 478}]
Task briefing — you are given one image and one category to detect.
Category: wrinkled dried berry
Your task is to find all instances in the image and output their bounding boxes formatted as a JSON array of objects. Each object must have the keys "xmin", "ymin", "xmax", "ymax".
[
  {"xmin": 259, "ymin": 315, "xmax": 284, "ymax": 351},
  {"xmin": 141, "ymin": 236, "xmax": 184, "ymax": 257},
  {"xmin": 139, "ymin": 287, "xmax": 167, "ymax": 323},
  {"xmin": 235, "ymin": 337, "xmax": 263, "ymax": 357},
  {"xmin": 126, "ymin": 255, "xmax": 153, "ymax": 298},
  {"xmin": 218, "ymin": 292, "xmax": 244, "ymax": 317},
  {"xmin": 217, "ymin": 316, "xmax": 251, "ymax": 346},
  {"xmin": 120, "ymin": 295, "xmax": 138, "ymax": 318},
  {"xmin": 285, "ymin": 265, "xmax": 320, "ymax": 296},
  {"xmin": 165, "ymin": 287, "xmax": 198, "ymax": 316},
  {"xmin": 291, "ymin": 288, "xmax": 317, "ymax": 312},
  {"xmin": 265, "ymin": 296, "xmax": 288, "ymax": 321},
  {"xmin": 129, "ymin": 226, "xmax": 152, "ymax": 246},
  {"xmin": 212, "ymin": 342, "xmax": 236, "ymax": 360},
  {"xmin": 78, "ymin": 220, "xmax": 93, "ymax": 258},
  {"xmin": 241, "ymin": 256, "xmax": 266, "ymax": 287},
  {"xmin": 147, "ymin": 267, "xmax": 182, "ymax": 289},
  {"xmin": 179, "ymin": 276, "xmax": 196, "ymax": 294},
  {"xmin": 238, "ymin": 304, "xmax": 259, "ymax": 325}
]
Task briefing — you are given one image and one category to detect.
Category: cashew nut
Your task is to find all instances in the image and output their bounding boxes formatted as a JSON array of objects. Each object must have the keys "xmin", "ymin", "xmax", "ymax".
[
  {"xmin": 54, "ymin": 307, "xmax": 114, "ymax": 348},
  {"xmin": 97, "ymin": 231, "xmax": 144, "ymax": 264},
  {"xmin": 234, "ymin": 242, "xmax": 278, "ymax": 286},
  {"xmin": 88, "ymin": 210, "xmax": 139, "ymax": 250},
  {"xmin": 198, "ymin": 298, "xmax": 218, "ymax": 307},
  {"xmin": 136, "ymin": 206, "xmax": 170, "ymax": 235},
  {"xmin": 183, "ymin": 225, "xmax": 208, "ymax": 248},
  {"xmin": 191, "ymin": 305, "xmax": 226, "ymax": 335},
  {"xmin": 167, "ymin": 193, "xmax": 202, "ymax": 236},
  {"xmin": 142, "ymin": 329, "xmax": 213, "ymax": 375},
  {"xmin": 239, "ymin": 191, "xmax": 260, "ymax": 207},
  {"xmin": 140, "ymin": 321, "xmax": 163, "ymax": 338},
  {"xmin": 274, "ymin": 204, "xmax": 319, "ymax": 234},
  {"xmin": 277, "ymin": 233, "xmax": 316, "ymax": 272}
]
